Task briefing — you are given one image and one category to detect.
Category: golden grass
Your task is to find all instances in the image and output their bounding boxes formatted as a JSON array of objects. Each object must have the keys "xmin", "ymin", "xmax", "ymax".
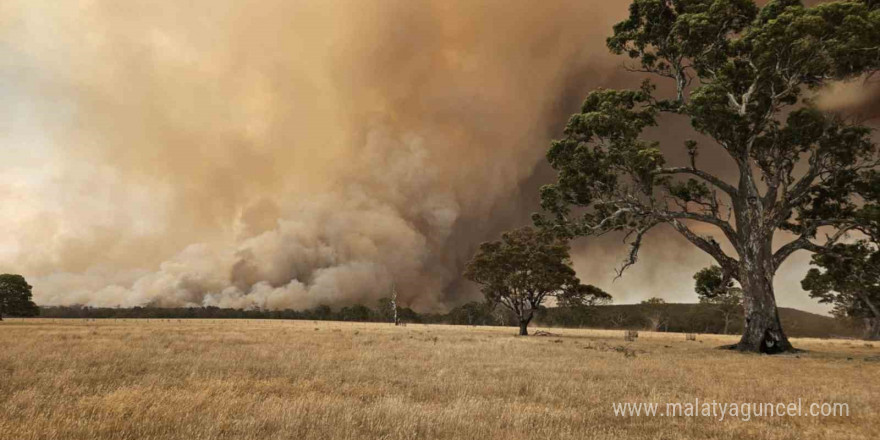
[{"xmin": 1, "ymin": 319, "xmax": 877, "ymax": 439}]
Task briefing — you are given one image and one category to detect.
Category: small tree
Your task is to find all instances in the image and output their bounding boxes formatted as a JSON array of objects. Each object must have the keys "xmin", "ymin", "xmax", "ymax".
[
  {"xmin": 490, "ymin": 302, "xmax": 514, "ymax": 326},
  {"xmin": 375, "ymin": 297, "xmax": 394, "ymax": 322},
  {"xmin": 640, "ymin": 297, "xmax": 669, "ymax": 330},
  {"xmin": 377, "ymin": 283, "xmax": 402, "ymax": 325},
  {"xmin": 802, "ymin": 170, "xmax": 879, "ymax": 339},
  {"xmin": 537, "ymin": 0, "xmax": 879, "ymax": 353},
  {"xmin": 802, "ymin": 242, "xmax": 880, "ymax": 340},
  {"xmin": 390, "ymin": 283, "xmax": 400, "ymax": 326},
  {"xmin": 376, "ymin": 284, "xmax": 405, "ymax": 325},
  {"xmin": 694, "ymin": 266, "xmax": 744, "ymax": 334},
  {"xmin": 609, "ymin": 311, "xmax": 627, "ymax": 329},
  {"xmin": 451, "ymin": 301, "xmax": 498, "ymax": 326},
  {"xmin": 464, "ymin": 227, "xmax": 588, "ymax": 335},
  {"xmin": 0, "ymin": 274, "xmax": 39, "ymax": 320}
]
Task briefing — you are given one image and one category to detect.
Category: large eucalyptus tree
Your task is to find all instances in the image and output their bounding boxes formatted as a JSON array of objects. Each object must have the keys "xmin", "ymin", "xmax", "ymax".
[{"xmin": 537, "ymin": 0, "xmax": 879, "ymax": 353}]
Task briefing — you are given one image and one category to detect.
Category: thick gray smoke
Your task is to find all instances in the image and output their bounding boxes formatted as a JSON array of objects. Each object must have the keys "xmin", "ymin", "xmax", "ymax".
[{"xmin": 1, "ymin": 0, "xmax": 871, "ymax": 313}]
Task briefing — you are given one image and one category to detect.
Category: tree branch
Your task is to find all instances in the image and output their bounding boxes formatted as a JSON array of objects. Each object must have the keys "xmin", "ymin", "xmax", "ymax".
[
  {"xmin": 614, "ymin": 221, "xmax": 659, "ymax": 279},
  {"xmin": 656, "ymin": 167, "xmax": 739, "ymax": 197},
  {"xmin": 667, "ymin": 218, "xmax": 740, "ymax": 272},
  {"xmin": 782, "ymin": 153, "xmax": 821, "ymax": 206},
  {"xmin": 772, "ymin": 224, "xmax": 855, "ymax": 271},
  {"xmin": 665, "ymin": 211, "xmax": 741, "ymax": 256}
]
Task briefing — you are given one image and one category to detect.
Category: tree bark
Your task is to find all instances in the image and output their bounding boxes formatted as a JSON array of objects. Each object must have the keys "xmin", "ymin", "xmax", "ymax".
[
  {"xmin": 865, "ymin": 318, "xmax": 880, "ymax": 341},
  {"xmin": 390, "ymin": 283, "xmax": 400, "ymax": 326},
  {"xmin": 855, "ymin": 291, "xmax": 880, "ymax": 341},
  {"xmin": 728, "ymin": 263, "xmax": 795, "ymax": 353},
  {"xmin": 726, "ymin": 179, "xmax": 796, "ymax": 354}
]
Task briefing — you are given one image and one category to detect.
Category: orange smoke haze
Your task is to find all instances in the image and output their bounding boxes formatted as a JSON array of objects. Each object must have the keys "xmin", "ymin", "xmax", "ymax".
[{"xmin": 0, "ymin": 0, "xmax": 872, "ymax": 313}]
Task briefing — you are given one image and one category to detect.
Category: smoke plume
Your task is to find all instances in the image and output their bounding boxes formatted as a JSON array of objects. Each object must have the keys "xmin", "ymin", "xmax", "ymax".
[
  {"xmin": 1, "ymin": 0, "xmax": 873, "ymax": 313},
  {"xmin": 1, "ymin": 0, "xmax": 626, "ymax": 310}
]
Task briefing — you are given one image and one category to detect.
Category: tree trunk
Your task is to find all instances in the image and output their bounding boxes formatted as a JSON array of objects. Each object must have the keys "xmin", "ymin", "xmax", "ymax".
[
  {"xmin": 865, "ymin": 317, "xmax": 880, "ymax": 341},
  {"xmin": 722, "ymin": 314, "xmax": 730, "ymax": 335},
  {"xmin": 390, "ymin": 284, "xmax": 400, "ymax": 326},
  {"xmin": 729, "ymin": 265, "xmax": 794, "ymax": 353},
  {"xmin": 855, "ymin": 291, "xmax": 880, "ymax": 341},
  {"xmin": 518, "ymin": 317, "xmax": 531, "ymax": 336}
]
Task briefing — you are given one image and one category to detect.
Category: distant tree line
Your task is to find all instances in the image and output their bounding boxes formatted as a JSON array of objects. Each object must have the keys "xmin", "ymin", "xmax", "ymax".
[
  {"xmin": 36, "ymin": 303, "xmax": 420, "ymax": 322},
  {"xmin": 34, "ymin": 301, "xmax": 860, "ymax": 339},
  {"xmin": 35, "ymin": 301, "xmax": 513, "ymax": 326}
]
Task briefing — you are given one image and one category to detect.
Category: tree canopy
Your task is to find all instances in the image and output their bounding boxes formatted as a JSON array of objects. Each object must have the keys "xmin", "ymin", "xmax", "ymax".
[
  {"xmin": 802, "ymin": 242, "xmax": 880, "ymax": 339},
  {"xmin": 694, "ymin": 265, "xmax": 744, "ymax": 334},
  {"xmin": 0, "ymin": 274, "xmax": 39, "ymax": 319},
  {"xmin": 801, "ymin": 180, "xmax": 879, "ymax": 339},
  {"xmin": 556, "ymin": 284, "xmax": 613, "ymax": 308},
  {"xmin": 694, "ymin": 265, "xmax": 734, "ymax": 299},
  {"xmin": 463, "ymin": 226, "xmax": 599, "ymax": 335},
  {"xmin": 536, "ymin": 0, "xmax": 879, "ymax": 353}
]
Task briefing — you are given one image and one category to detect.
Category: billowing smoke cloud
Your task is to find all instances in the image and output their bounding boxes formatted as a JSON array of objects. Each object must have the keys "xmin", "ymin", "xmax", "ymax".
[
  {"xmin": 816, "ymin": 76, "xmax": 880, "ymax": 122},
  {"xmin": 1, "ymin": 0, "xmax": 626, "ymax": 310},
  {"xmin": 1, "ymin": 0, "xmax": 873, "ymax": 313}
]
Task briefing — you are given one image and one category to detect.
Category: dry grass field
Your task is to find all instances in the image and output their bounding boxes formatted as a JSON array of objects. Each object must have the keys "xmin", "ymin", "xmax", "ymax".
[{"xmin": 1, "ymin": 319, "xmax": 877, "ymax": 440}]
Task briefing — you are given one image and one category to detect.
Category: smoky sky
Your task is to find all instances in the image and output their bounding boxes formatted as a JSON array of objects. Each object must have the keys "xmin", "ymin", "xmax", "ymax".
[{"xmin": 1, "ymin": 0, "xmax": 874, "ymax": 314}]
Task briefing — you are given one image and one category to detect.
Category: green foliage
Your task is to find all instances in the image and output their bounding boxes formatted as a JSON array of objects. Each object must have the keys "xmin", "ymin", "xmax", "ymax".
[
  {"xmin": 537, "ymin": 0, "xmax": 879, "ymax": 346},
  {"xmin": 608, "ymin": 0, "xmax": 759, "ymax": 102},
  {"xmin": 541, "ymin": 0, "xmax": 879, "ymax": 245},
  {"xmin": 463, "ymin": 226, "xmax": 594, "ymax": 327},
  {"xmin": 0, "ymin": 274, "xmax": 39, "ymax": 318},
  {"xmin": 338, "ymin": 304, "xmax": 373, "ymax": 322},
  {"xmin": 802, "ymin": 242, "xmax": 880, "ymax": 321},
  {"xmin": 556, "ymin": 284, "xmax": 613, "ymax": 308},
  {"xmin": 442, "ymin": 301, "xmax": 513, "ymax": 326},
  {"xmin": 853, "ymin": 170, "xmax": 880, "ymax": 242},
  {"xmin": 375, "ymin": 297, "xmax": 395, "ymax": 321},
  {"xmin": 693, "ymin": 266, "xmax": 733, "ymax": 299},
  {"xmin": 800, "ymin": 156, "xmax": 880, "ymax": 337},
  {"xmin": 694, "ymin": 266, "xmax": 744, "ymax": 333}
]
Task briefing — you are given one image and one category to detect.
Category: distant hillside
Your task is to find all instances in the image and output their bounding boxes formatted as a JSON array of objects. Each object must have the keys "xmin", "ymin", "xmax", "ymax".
[
  {"xmin": 777, "ymin": 307, "xmax": 860, "ymax": 339},
  {"xmin": 537, "ymin": 303, "xmax": 862, "ymax": 339}
]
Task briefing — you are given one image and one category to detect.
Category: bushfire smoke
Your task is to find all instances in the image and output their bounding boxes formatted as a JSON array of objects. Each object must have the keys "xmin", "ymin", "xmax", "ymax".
[{"xmin": 1, "ymin": 0, "xmax": 873, "ymax": 313}]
